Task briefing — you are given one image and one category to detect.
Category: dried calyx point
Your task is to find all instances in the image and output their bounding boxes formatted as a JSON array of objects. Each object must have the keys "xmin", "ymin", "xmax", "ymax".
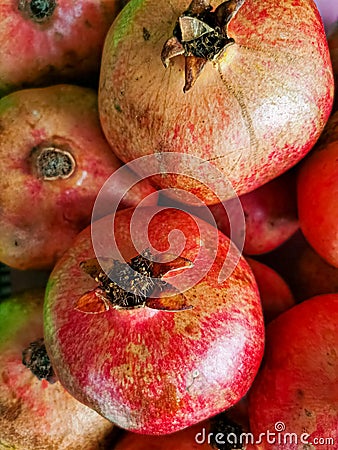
[
  {"xmin": 31, "ymin": 145, "xmax": 76, "ymax": 180},
  {"xmin": 18, "ymin": 0, "xmax": 57, "ymax": 22},
  {"xmin": 209, "ymin": 413, "xmax": 244, "ymax": 450},
  {"xmin": 98, "ymin": 250, "xmax": 159, "ymax": 309},
  {"xmin": 22, "ymin": 338, "xmax": 56, "ymax": 383},
  {"xmin": 161, "ymin": 0, "xmax": 244, "ymax": 92},
  {"xmin": 78, "ymin": 249, "xmax": 194, "ymax": 313}
]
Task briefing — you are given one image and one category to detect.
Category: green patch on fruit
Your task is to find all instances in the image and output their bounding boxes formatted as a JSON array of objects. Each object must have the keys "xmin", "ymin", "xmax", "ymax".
[
  {"xmin": 0, "ymin": 94, "xmax": 15, "ymax": 114},
  {"xmin": 43, "ymin": 279, "xmax": 58, "ymax": 337},
  {"xmin": 0, "ymin": 298, "xmax": 33, "ymax": 347},
  {"xmin": 108, "ymin": 0, "xmax": 144, "ymax": 54}
]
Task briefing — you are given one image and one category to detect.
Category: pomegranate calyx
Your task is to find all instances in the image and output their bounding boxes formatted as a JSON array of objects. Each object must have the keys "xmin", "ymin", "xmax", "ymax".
[
  {"xmin": 161, "ymin": 0, "xmax": 244, "ymax": 92},
  {"xmin": 30, "ymin": 145, "xmax": 76, "ymax": 180},
  {"xmin": 22, "ymin": 338, "xmax": 57, "ymax": 383},
  {"xmin": 76, "ymin": 249, "xmax": 194, "ymax": 313},
  {"xmin": 18, "ymin": 0, "xmax": 57, "ymax": 23},
  {"xmin": 209, "ymin": 413, "xmax": 244, "ymax": 450}
]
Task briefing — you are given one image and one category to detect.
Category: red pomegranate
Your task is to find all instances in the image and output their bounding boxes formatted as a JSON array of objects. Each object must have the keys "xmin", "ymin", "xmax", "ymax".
[
  {"xmin": 0, "ymin": 0, "xmax": 119, "ymax": 95},
  {"xmin": 248, "ymin": 294, "xmax": 338, "ymax": 450},
  {"xmin": 0, "ymin": 85, "xmax": 156, "ymax": 270},
  {"xmin": 209, "ymin": 170, "xmax": 299, "ymax": 255},
  {"xmin": 99, "ymin": 0, "xmax": 333, "ymax": 204},
  {"xmin": 44, "ymin": 207, "xmax": 264, "ymax": 434},
  {"xmin": 0, "ymin": 290, "xmax": 115, "ymax": 449},
  {"xmin": 257, "ymin": 230, "xmax": 338, "ymax": 302},
  {"xmin": 246, "ymin": 257, "xmax": 295, "ymax": 324},
  {"xmin": 298, "ymin": 110, "xmax": 338, "ymax": 268}
]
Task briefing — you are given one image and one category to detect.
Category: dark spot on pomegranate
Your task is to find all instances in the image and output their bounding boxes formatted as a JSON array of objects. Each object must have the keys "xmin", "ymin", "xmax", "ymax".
[
  {"xmin": 1, "ymin": 371, "xmax": 10, "ymax": 384},
  {"xmin": 22, "ymin": 338, "xmax": 56, "ymax": 383},
  {"xmin": 304, "ymin": 409, "xmax": 313, "ymax": 417},
  {"xmin": 114, "ymin": 103, "xmax": 122, "ymax": 113},
  {"xmin": 30, "ymin": 145, "xmax": 76, "ymax": 180},
  {"xmin": 210, "ymin": 413, "xmax": 244, "ymax": 449},
  {"xmin": 0, "ymin": 400, "xmax": 22, "ymax": 422},
  {"xmin": 18, "ymin": 0, "xmax": 57, "ymax": 23},
  {"xmin": 143, "ymin": 27, "xmax": 151, "ymax": 41}
]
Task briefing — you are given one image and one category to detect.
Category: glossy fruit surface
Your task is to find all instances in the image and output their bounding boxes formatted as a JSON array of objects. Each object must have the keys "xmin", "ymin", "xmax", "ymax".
[
  {"xmin": 0, "ymin": 85, "xmax": 156, "ymax": 270},
  {"xmin": 0, "ymin": 289, "xmax": 114, "ymax": 449},
  {"xmin": 44, "ymin": 207, "xmax": 264, "ymax": 434},
  {"xmin": 248, "ymin": 294, "xmax": 338, "ymax": 449},
  {"xmin": 99, "ymin": 0, "xmax": 333, "ymax": 204}
]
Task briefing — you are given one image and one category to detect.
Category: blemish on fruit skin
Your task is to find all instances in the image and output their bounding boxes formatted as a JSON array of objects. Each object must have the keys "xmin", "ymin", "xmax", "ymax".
[
  {"xmin": 142, "ymin": 27, "xmax": 150, "ymax": 41},
  {"xmin": 75, "ymin": 170, "xmax": 88, "ymax": 187},
  {"xmin": 31, "ymin": 128, "xmax": 47, "ymax": 142},
  {"xmin": 114, "ymin": 103, "xmax": 122, "ymax": 113},
  {"xmin": 0, "ymin": 400, "xmax": 22, "ymax": 422}
]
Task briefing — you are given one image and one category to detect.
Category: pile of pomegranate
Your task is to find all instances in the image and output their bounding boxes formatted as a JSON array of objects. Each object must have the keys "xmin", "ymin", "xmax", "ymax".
[{"xmin": 0, "ymin": 0, "xmax": 337, "ymax": 448}]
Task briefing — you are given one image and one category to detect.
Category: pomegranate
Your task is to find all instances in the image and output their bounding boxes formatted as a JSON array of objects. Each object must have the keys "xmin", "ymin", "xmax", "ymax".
[
  {"xmin": 258, "ymin": 230, "xmax": 338, "ymax": 302},
  {"xmin": 0, "ymin": 85, "xmax": 156, "ymax": 270},
  {"xmin": 248, "ymin": 294, "xmax": 338, "ymax": 449},
  {"xmin": 209, "ymin": 170, "xmax": 299, "ymax": 255},
  {"xmin": 0, "ymin": 289, "xmax": 115, "ymax": 449},
  {"xmin": 0, "ymin": 0, "xmax": 119, "ymax": 96},
  {"xmin": 298, "ymin": 110, "xmax": 338, "ymax": 268},
  {"xmin": 246, "ymin": 257, "xmax": 295, "ymax": 324},
  {"xmin": 291, "ymin": 244, "xmax": 338, "ymax": 301},
  {"xmin": 44, "ymin": 207, "xmax": 264, "ymax": 434},
  {"xmin": 99, "ymin": 0, "xmax": 333, "ymax": 204}
]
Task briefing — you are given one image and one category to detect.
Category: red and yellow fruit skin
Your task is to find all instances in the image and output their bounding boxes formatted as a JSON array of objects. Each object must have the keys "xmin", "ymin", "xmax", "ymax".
[
  {"xmin": 297, "ymin": 111, "xmax": 338, "ymax": 268},
  {"xmin": 0, "ymin": 0, "xmax": 119, "ymax": 96},
  {"xmin": 99, "ymin": 0, "xmax": 333, "ymax": 204},
  {"xmin": 0, "ymin": 85, "xmax": 156, "ymax": 270},
  {"xmin": 246, "ymin": 258, "xmax": 295, "ymax": 324},
  {"xmin": 0, "ymin": 290, "xmax": 114, "ymax": 450},
  {"xmin": 44, "ymin": 207, "xmax": 264, "ymax": 435},
  {"xmin": 248, "ymin": 294, "xmax": 338, "ymax": 450}
]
